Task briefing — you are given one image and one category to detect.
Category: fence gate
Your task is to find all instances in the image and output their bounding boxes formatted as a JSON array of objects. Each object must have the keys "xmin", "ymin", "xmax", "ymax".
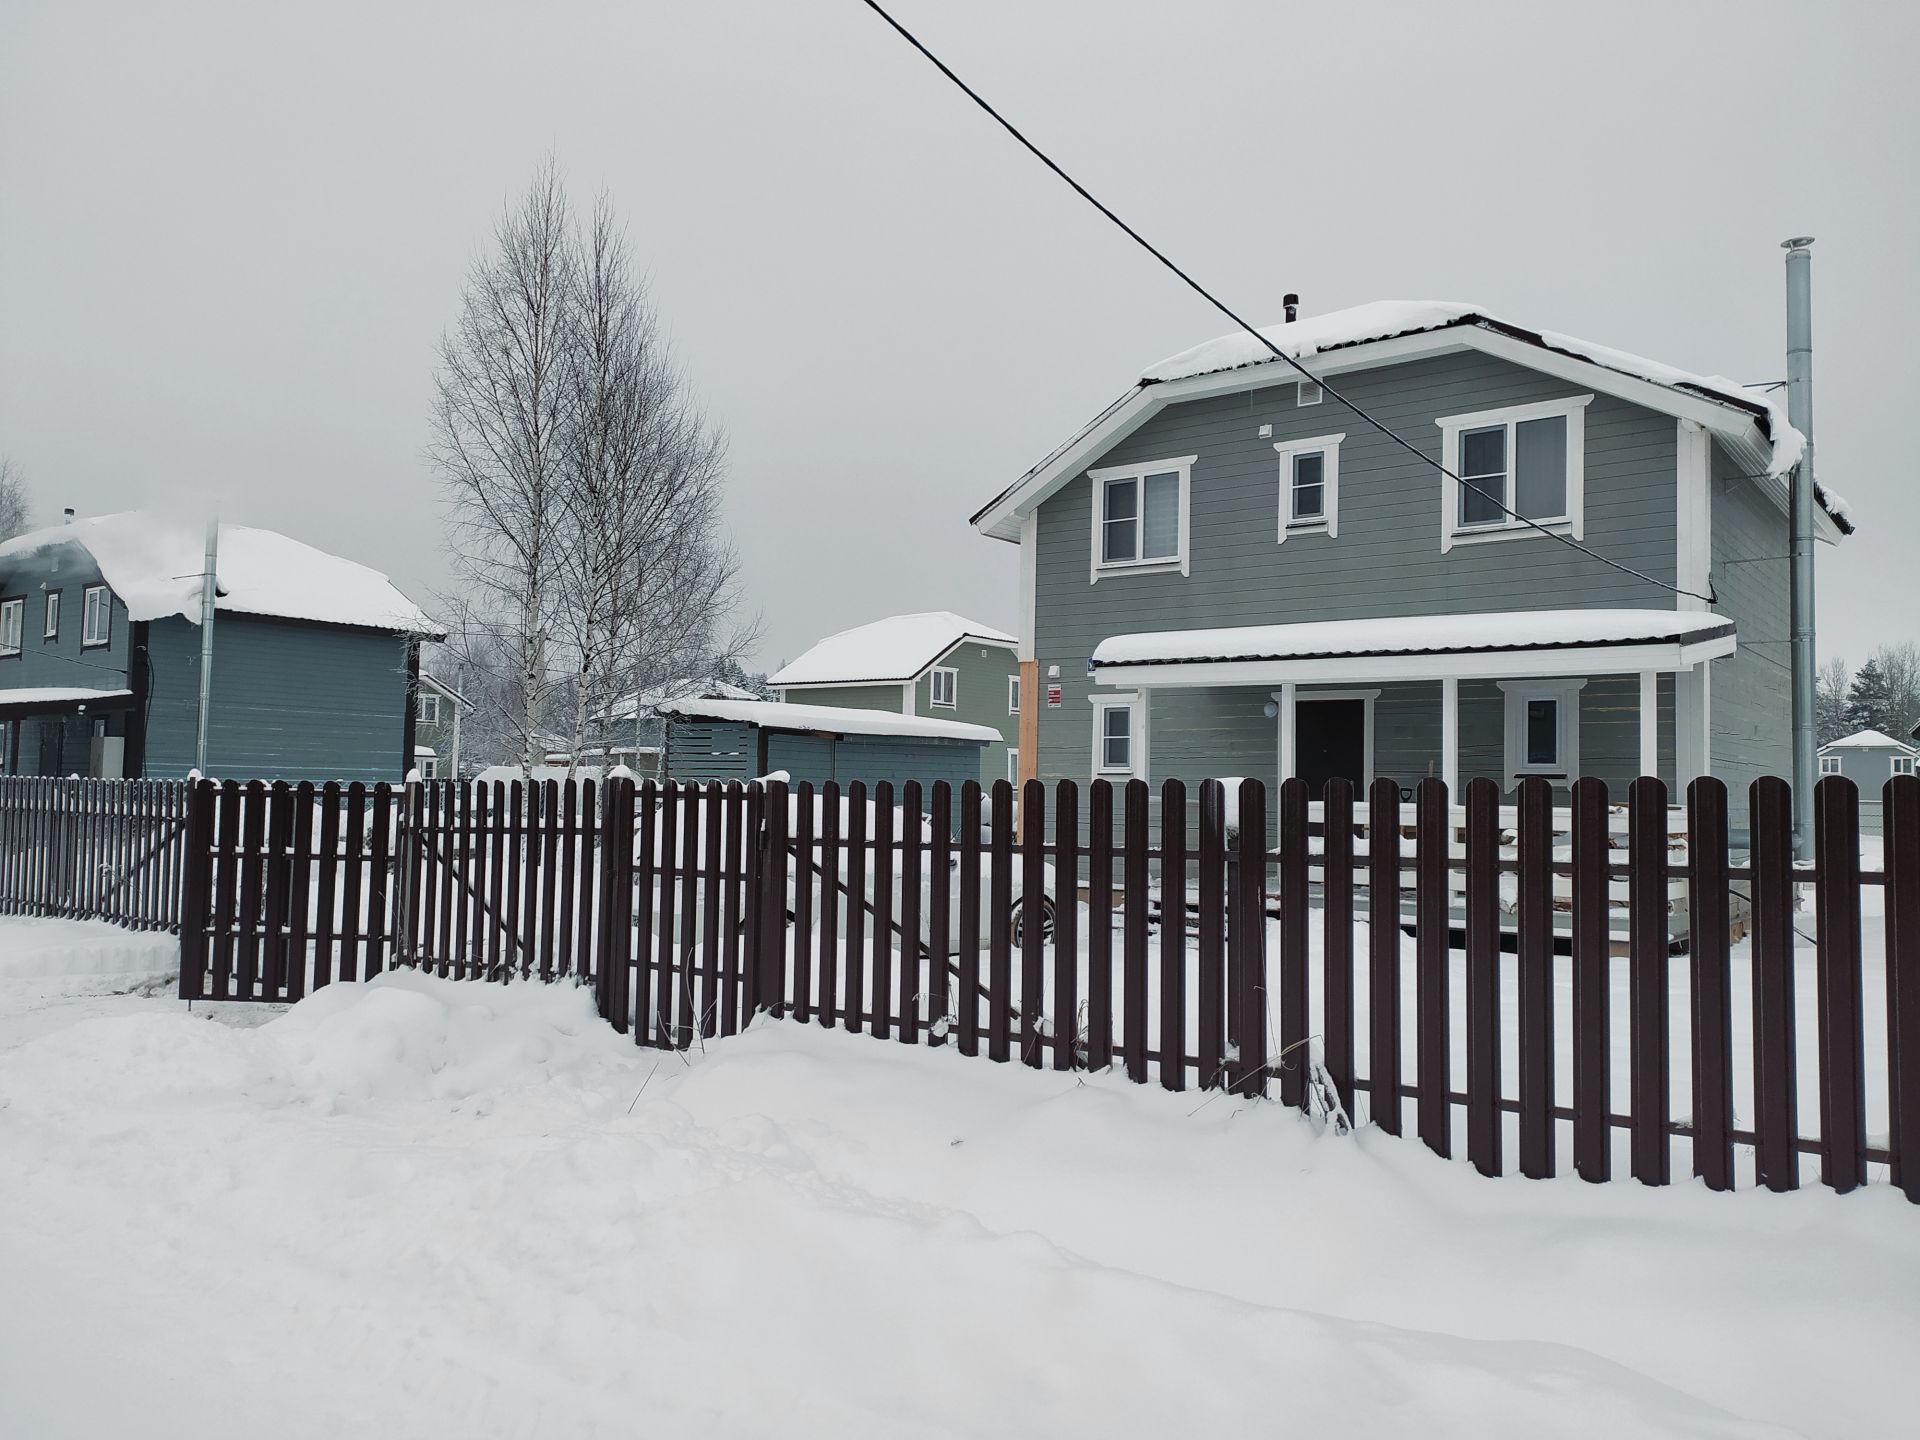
[{"xmin": 0, "ymin": 776, "xmax": 190, "ymax": 931}]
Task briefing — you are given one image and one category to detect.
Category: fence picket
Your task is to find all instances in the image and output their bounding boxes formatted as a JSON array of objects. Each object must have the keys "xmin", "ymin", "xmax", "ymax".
[
  {"xmin": 957, "ymin": 782, "xmax": 982, "ymax": 1056},
  {"xmin": 873, "ymin": 781, "xmax": 896, "ymax": 1042},
  {"xmin": 1087, "ymin": 780, "xmax": 1114, "ymax": 1073},
  {"xmin": 1750, "ymin": 776, "xmax": 1799, "ymax": 1191},
  {"xmin": 1158, "ymin": 778, "xmax": 1186, "ymax": 1091},
  {"xmin": 678, "ymin": 782, "xmax": 701, "ymax": 1047},
  {"xmin": 899, "ymin": 781, "xmax": 923, "ymax": 1046},
  {"xmin": 1888, "ymin": 775, "xmax": 1920, "ymax": 1203},
  {"xmin": 1024, "ymin": 778, "xmax": 1049, "ymax": 1070},
  {"xmin": 1053, "ymin": 780, "xmax": 1079, "ymax": 1073},
  {"xmin": 1230, "ymin": 779, "xmax": 1267, "ymax": 1099},
  {"xmin": 1276, "ymin": 778, "xmax": 1309, "ymax": 1109},
  {"xmin": 1322, "ymin": 777, "xmax": 1356, "ymax": 1124},
  {"xmin": 340, "ymin": 782, "xmax": 367, "ymax": 985},
  {"xmin": 237, "ymin": 781, "xmax": 267, "ymax": 1000},
  {"xmin": 1516, "ymin": 777, "xmax": 1555, "ymax": 1181},
  {"xmin": 720, "ymin": 782, "xmax": 744, "ymax": 1034},
  {"xmin": 1367, "ymin": 777, "xmax": 1402, "ymax": 1135},
  {"xmin": 846, "ymin": 781, "xmax": 869, "ymax": 1034},
  {"xmin": 1571, "ymin": 777, "xmax": 1611, "ymax": 1183},
  {"xmin": 1814, "ymin": 776, "xmax": 1867, "ymax": 1192},
  {"xmin": 1122, "ymin": 778, "xmax": 1150, "ymax": 1084},
  {"xmin": 761, "ymin": 779, "xmax": 790, "ymax": 1018},
  {"xmin": 928, "ymin": 782, "xmax": 953, "ymax": 1047},
  {"xmin": 1465, "ymin": 776, "xmax": 1501, "ymax": 1179},
  {"xmin": 1687, "ymin": 778, "xmax": 1734, "ymax": 1191},
  {"xmin": 1196, "ymin": 780, "xmax": 1226, "ymax": 1091},
  {"xmin": 817, "ymin": 782, "xmax": 840, "ymax": 1031},
  {"xmin": 988, "ymin": 779, "xmax": 1015, "ymax": 1063},
  {"xmin": 1414, "ymin": 777, "xmax": 1451, "ymax": 1159}
]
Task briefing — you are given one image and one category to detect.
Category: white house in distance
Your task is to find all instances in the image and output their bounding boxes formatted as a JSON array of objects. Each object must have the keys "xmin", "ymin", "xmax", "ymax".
[
  {"xmin": 770, "ymin": 612, "xmax": 1020, "ymax": 783},
  {"xmin": 1818, "ymin": 728, "xmax": 1916, "ymax": 784}
]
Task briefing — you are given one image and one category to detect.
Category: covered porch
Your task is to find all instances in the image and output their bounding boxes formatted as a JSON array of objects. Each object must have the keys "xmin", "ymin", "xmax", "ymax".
[
  {"xmin": 0, "ymin": 688, "xmax": 138, "ymax": 778},
  {"xmin": 1091, "ymin": 609, "xmax": 1736, "ymax": 803}
]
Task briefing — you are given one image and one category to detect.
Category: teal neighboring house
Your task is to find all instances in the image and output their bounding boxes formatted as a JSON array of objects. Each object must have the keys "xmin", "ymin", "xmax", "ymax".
[
  {"xmin": 770, "ymin": 612, "xmax": 1020, "ymax": 784},
  {"xmin": 0, "ymin": 512, "xmax": 441, "ymax": 783}
]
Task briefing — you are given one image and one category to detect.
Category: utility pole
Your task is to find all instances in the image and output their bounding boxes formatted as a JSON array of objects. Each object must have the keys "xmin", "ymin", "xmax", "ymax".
[
  {"xmin": 1782, "ymin": 237, "xmax": 1818, "ymax": 862},
  {"xmin": 194, "ymin": 518, "xmax": 219, "ymax": 774}
]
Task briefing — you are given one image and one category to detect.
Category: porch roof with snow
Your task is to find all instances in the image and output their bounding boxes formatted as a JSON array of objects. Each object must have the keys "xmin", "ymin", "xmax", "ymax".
[
  {"xmin": 655, "ymin": 696, "xmax": 998, "ymax": 745},
  {"xmin": 970, "ymin": 300, "xmax": 1851, "ymax": 543},
  {"xmin": 1091, "ymin": 609, "xmax": 1736, "ymax": 687}
]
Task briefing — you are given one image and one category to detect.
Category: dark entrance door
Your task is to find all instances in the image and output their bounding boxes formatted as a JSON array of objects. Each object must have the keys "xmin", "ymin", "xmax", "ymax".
[
  {"xmin": 1295, "ymin": 699, "xmax": 1366, "ymax": 794},
  {"xmin": 36, "ymin": 717, "xmax": 65, "ymax": 777}
]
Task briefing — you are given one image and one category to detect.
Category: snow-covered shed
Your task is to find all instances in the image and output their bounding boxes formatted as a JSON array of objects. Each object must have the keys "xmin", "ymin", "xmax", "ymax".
[
  {"xmin": 652, "ymin": 696, "xmax": 997, "ymax": 789},
  {"xmin": 0, "ymin": 512, "xmax": 440, "ymax": 783}
]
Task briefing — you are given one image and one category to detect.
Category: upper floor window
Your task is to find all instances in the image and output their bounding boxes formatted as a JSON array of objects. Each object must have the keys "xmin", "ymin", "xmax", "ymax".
[
  {"xmin": 82, "ymin": 584, "xmax": 112, "ymax": 648},
  {"xmin": 0, "ymin": 598, "xmax": 21, "ymax": 657},
  {"xmin": 1273, "ymin": 433, "xmax": 1345, "ymax": 544},
  {"xmin": 929, "ymin": 665, "xmax": 957, "ymax": 708},
  {"xmin": 1896, "ymin": 756, "xmax": 1916, "ymax": 778},
  {"xmin": 1007, "ymin": 674, "xmax": 1020, "ymax": 715},
  {"xmin": 1819, "ymin": 754, "xmax": 1842, "ymax": 776},
  {"xmin": 1088, "ymin": 455, "xmax": 1195, "ymax": 580},
  {"xmin": 43, "ymin": 591, "xmax": 60, "ymax": 641},
  {"xmin": 1436, "ymin": 395, "xmax": 1592, "ymax": 552},
  {"xmin": 417, "ymin": 693, "xmax": 441, "ymax": 725}
]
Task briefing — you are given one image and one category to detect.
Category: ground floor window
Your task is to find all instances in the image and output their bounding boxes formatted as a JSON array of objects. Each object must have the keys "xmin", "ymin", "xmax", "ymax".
[
  {"xmin": 1497, "ymin": 679, "xmax": 1585, "ymax": 788},
  {"xmin": 1820, "ymin": 754, "xmax": 1842, "ymax": 776},
  {"xmin": 1895, "ymin": 756, "xmax": 1916, "ymax": 778},
  {"xmin": 1007, "ymin": 747, "xmax": 1019, "ymax": 783},
  {"xmin": 1091, "ymin": 693, "xmax": 1140, "ymax": 777}
]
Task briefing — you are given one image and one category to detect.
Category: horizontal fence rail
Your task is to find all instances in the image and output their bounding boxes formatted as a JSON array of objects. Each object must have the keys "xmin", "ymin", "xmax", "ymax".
[{"xmin": 7, "ymin": 769, "xmax": 1917, "ymax": 1200}]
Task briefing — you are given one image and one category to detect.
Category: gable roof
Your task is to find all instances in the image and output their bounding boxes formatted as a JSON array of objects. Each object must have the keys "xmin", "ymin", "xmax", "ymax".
[
  {"xmin": 1821, "ymin": 728, "xmax": 1916, "ymax": 754},
  {"xmin": 972, "ymin": 301, "xmax": 1851, "ymax": 542},
  {"xmin": 0, "ymin": 512, "xmax": 441, "ymax": 637},
  {"xmin": 769, "ymin": 612, "xmax": 1015, "ymax": 688}
]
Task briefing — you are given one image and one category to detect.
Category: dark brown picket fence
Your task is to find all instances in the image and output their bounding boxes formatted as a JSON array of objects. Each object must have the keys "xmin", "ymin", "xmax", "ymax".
[
  {"xmin": 0, "ymin": 776, "xmax": 190, "ymax": 930},
  {"xmin": 10, "ymin": 768, "xmax": 1913, "ymax": 1198}
]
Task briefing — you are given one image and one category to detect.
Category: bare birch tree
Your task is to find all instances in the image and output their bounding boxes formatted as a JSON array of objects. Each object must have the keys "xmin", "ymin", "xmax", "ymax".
[
  {"xmin": 431, "ymin": 160, "xmax": 575, "ymax": 771},
  {"xmin": 0, "ymin": 458, "xmax": 30, "ymax": 540},
  {"xmin": 551, "ymin": 196, "xmax": 749, "ymax": 774}
]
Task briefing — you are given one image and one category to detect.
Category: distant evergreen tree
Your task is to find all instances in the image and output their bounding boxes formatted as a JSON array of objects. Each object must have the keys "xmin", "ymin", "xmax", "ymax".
[{"xmin": 1844, "ymin": 658, "xmax": 1897, "ymax": 737}]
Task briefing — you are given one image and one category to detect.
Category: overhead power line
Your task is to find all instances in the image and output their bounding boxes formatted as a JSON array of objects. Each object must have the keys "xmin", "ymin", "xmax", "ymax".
[{"xmin": 859, "ymin": 0, "xmax": 1718, "ymax": 606}]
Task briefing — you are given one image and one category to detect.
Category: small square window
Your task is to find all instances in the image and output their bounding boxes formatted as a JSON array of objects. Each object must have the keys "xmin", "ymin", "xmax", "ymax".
[
  {"xmin": 1819, "ymin": 754, "xmax": 1842, "ymax": 776},
  {"xmin": 1089, "ymin": 456, "xmax": 1194, "ymax": 577},
  {"xmin": 1895, "ymin": 756, "xmax": 1916, "ymax": 778},
  {"xmin": 417, "ymin": 693, "xmax": 440, "ymax": 725},
  {"xmin": 930, "ymin": 666, "xmax": 957, "ymax": 709},
  {"xmin": 43, "ymin": 591, "xmax": 60, "ymax": 641},
  {"xmin": 419, "ymin": 756, "xmax": 438, "ymax": 780},
  {"xmin": 1297, "ymin": 380, "xmax": 1323, "ymax": 407},
  {"xmin": 1007, "ymin": 674, "xmax": 1020, "ymax": 715}
]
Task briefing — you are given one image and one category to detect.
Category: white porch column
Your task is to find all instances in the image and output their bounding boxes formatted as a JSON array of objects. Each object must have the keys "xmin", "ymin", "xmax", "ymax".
[
  {"xmin": 1277, "ymin": 682, "xmax": 1297, "ymax": 783},
  {"xmin": 1638, "ymin": 670, "xmax": 1659, "ymax": 781},
  {"xmin": 1675, "ymin": 664, "xmax": 1713, "ymax": 786},
  {"xmin": 1441, "ymin": 676, "xmax": 1459, "ymax": 794}
]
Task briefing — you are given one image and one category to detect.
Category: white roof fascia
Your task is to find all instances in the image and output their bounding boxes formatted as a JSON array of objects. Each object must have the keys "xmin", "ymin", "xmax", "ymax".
[
  {"xmin": 975, "ymin": 324, "xmax": 1804, "ymax": 543},
  {"xmin": 1094, "ymin": 633, "xmax": 1736, "ymax": 689}
]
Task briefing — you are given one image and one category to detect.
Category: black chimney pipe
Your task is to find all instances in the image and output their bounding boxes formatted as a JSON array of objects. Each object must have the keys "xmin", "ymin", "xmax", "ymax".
[{"xmin": 1283, "ymin": 293, "xmax": 1299, "ymax": 323}]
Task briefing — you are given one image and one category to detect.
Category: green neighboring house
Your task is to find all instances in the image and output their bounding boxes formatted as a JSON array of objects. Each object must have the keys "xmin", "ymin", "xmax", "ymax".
[{"xmin": 770, "ymin": 612, "xmax": 1020, "ymax": 784}]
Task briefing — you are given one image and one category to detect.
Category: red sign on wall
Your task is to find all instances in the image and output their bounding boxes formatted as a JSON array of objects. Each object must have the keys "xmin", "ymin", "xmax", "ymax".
[{"xmin": 1046, "ymin": 684, "xmax": 1063, "ymax": 708}]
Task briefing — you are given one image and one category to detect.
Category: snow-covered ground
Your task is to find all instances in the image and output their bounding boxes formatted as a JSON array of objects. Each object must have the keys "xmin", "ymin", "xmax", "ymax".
[{"xmin": 2, "ymin": 918, "xmax": 1915, "ymax": 1438}]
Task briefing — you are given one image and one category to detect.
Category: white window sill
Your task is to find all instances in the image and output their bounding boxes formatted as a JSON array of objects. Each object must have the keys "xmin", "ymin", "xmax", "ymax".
[
  {"xmin": 1284, "ymin": 520, "xmax": 1331, "ymax": 536},
  {"xmin": 1092, "ymin": 557, "xmax": 1186, "ymax": 582},
  {"xmin": 1446, "ymin": 519, "xmax": 1574, "ymax": 549}
]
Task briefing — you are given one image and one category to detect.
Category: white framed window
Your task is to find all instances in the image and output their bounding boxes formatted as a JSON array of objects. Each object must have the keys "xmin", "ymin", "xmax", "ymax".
[
  {"xmin": 1895, "ymin": 756, "xmax": 1916, "ymax": 778},
  {"xmin": 82, "ymin": 584, "xmax": 112, "ymax": 648},
  {"xmin": 1087, "ymin": 454, "xmax": 1195, "ymax": 581},
  {"xmin": 929, "ymin": 665, "xmax": 957, "ymax": 709},
  {"xmin": 1007, "ymin": 747, "xmax": 1020, "ymax": 783},
  {"xmin": 43, "ymin": 591, "xmax": 60, "ymax": 640},
  {"xmin": 1007, "ymin": 674, "xmax": 1020, "ymax": 715},
  {"xmin": 1091, "ymin": 692, "xmax": 1143, "ymax": 777},
  {"xmin": 1498, "ymin": 679, "xmax": 1586, "ymax": 789},
  {"xmin": 1819, "ymin": 754, "xmax": 1842, "ymax": 776},
  {"xmin": 1436, "ymin": 395, "xmax": 1592, "ymax": 552},
  {"xmin": 0, "ymin": 597, "xmax": 21, "ymax": 656},
  {"xmin": 1296, "ymin": 379, "xmax": 1323, "ymax": 407},
  {"xmin": 1273, "ymin": 433, "xmax": 1345, "ymax": 543},
  {"xmin": 419, "ymin": 755, "xmax": 439, "ymax": 780},
  {"xmin": 417, "ymin": 692, "xmax": 440, "ymax": 725}
]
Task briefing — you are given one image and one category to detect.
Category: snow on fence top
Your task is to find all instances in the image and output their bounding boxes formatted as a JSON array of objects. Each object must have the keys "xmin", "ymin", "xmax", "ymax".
[
  {"xmin": 770, "ymin": 611, "xmax": 1016, "ymax": 687},
  {"xmin": 656, "ymin": 695, "xmax": 999, "ymax": 745},
  {"xmin": 1139, "ymin": 299, "xmax": 1812, "ymax": 481},
  {"xmin": 0, "ymin": 512, "xmax": 441, "ymax": 636},
  {"xmin": 1823, "ymin": 728, "xmax": 1917, "ymax": 753},
  {"xmin": 1093, "ymin": 608, "xmax": 1733, "ymax": 668}
]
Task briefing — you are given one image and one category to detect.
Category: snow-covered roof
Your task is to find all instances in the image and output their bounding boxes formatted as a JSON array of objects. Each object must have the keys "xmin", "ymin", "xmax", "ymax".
[
  {"xmin": 1821, "ymin": 728, "xmax": 1916, "ymax": 753},
  {"xmin": 657, "ymin": 696, "xmax": 998, "ymax": 744},
  {"xmin": 1094, "ymin": 609, "xmax": 1734, "ymax": 668},
  {"xmin": 770, "ymin": 612, "xmax": 1016, "ymax": 688},
  {"xmin": 0, "ymin": 513, "xmax": 441, "ymax": 636},
  {"xmin": 600, "ymin": 677, "xmax": 764, "ymax": 723},
  {"xmin": 0, "ymin": 686, "xmax": 134, "ymax": 707},
  {"xmin": 974, "ymin": 300, "xmax": 1850, "ymax": 541}
]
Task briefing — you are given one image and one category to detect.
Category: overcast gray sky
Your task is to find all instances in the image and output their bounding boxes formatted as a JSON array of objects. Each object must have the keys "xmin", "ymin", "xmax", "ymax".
[{"xmin": 3, "ymin": 0, "xmax": 1913, "ymax": 672}]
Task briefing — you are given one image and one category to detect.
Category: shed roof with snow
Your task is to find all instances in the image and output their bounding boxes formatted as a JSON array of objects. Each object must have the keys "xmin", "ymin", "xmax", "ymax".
[{"xmin": 1820, "ymin": 729, "xmax": 1916, "ymax": 755}]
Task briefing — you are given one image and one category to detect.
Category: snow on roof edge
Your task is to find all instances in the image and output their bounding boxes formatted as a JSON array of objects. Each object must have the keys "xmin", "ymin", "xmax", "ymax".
[
  {"xmin": 1821, "ymin": 728, "xmax": 1916, "ymax": 753},
  {"xmin": 769, "ymin": 612, "xmax": 1017, "ymax": 688},
  {"xmin": 657, "ymin": 696, "xmax": 998, "ymax": 744}
]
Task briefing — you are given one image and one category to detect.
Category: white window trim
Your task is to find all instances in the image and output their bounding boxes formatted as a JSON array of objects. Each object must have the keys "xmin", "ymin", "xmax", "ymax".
[
  {"xmin": 0, "ymin": 597, "xmax": 20, "ymax": 656},
  {"xmin": 1273, "ymin": 433, "xmax": 1345, "ymax": 544},
  {"xmin": 1007, "ymin": 747, "xmax": 1020, "ymax": 783},
  {"xmin": 929, "ymin": 665, "xmax": 958, "ymax": 709},
  {"xmin": 420, "ymin": 756, "xmax": 439, "ymax": 780},
  {"xmin": 1819, "ymin": 754, "xmax": 1842, "ymax": 776},
  {"xmin": 1497, "ymin": 678, "xmax": 1587, "ymax": 789},
  {"xmin": 43, "ymin": 590, "xmax": 59, "ymax": 640},
  {"xmin": 1090, "ymin": 691, "xmax": 1145, "ymax": 779},
  {"xmin": 1007, "ymin": 674, "xmax": 1020, "ymax": 715},
  {"xmin": 82, "ymin": 584, "xmax": 111, "ymax": 647},
  {"xmin": 1895, "ymin": 756, "xmax": 1916, "ymax": 778},
  {"xmin": 1087, "ymin": 454, "xmax": 1196, "ymax": 582},
  {"xmin": 1436, "ymin": 395, "xmax": 1592, "ymax": 553},
  {"xmin": 1296, "ymin": 379, "xmax": 1323, "ymax": 407},
  {"xmin": 417, "ymin": 693, "xmax": 440, "ymax": 725}
]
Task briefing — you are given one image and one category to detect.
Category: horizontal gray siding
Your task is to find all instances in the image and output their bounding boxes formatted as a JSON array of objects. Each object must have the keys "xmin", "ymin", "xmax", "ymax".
[
  {"xmin": 1707, "ymin": 439, "xmax": 1791, "ymax": 826},
  {"xmin": 1034, "ymin": 349, "xmax": 1683, "ymax": 790},
  {"xmin": 0, "ymin": 539, "xmax": 131, "ymax": 693},
  {"xmin": 665, "ymin": 720, "xmax": 985, "ymax": 791},
  {"xmin": 143, "ymin": 615, "xmax": 412, "ymax": 784}
]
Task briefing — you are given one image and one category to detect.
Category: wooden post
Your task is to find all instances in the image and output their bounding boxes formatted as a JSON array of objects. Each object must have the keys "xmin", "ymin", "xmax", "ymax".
[{"xmin": 176, "ymin": 779, "xmax": 216, "ymax": 1001}]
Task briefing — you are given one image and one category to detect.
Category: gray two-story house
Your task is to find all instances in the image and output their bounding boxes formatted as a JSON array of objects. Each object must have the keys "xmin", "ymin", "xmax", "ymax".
[
  {"xmin": 0, "ymin": 512, "xmax": 441, "ymax": 783},
  {"xmin": 972, "ymin": 301, "xmax": 1851, "ymax": 819}
]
